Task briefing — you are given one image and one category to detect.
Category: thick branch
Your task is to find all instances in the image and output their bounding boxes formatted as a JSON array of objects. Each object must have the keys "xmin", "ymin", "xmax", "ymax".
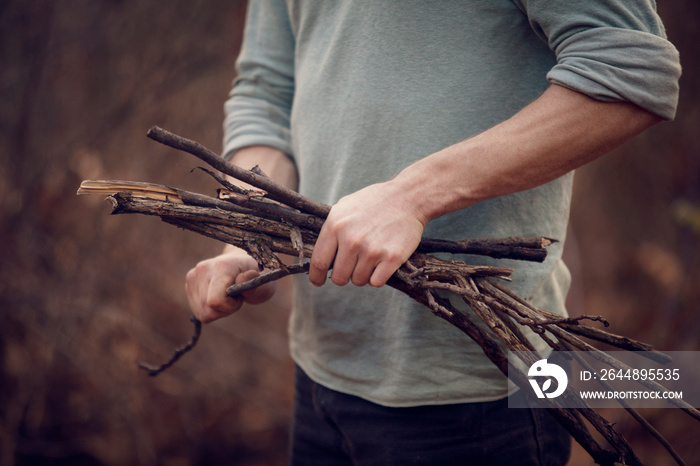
[
  {"xmin": 147, "ymin": 126, "xmax": 331, "ymax": 218},
  {"xmin": 77, "ymin": 127, "xmax": 696, "ymax": 466},
  {"xmin": 99, "ymin": 187, "xmax": 683, "ymax": 463},
  {"xmin": 417, "ymin": 236, "xmax": 553, "ymax": 262},
  {"xmin": 144, "ymin": 128, "xmax": 553, "ymax": 263},
  {"xmin": 386, "ymin": 276, "xmax": 624, "ymax": 465}
]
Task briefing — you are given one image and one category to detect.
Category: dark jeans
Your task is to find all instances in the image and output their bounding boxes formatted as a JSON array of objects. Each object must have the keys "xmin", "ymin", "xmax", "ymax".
[{"xmin": 290, "ymin": 366, "xmax": 571, "ymax": 465}]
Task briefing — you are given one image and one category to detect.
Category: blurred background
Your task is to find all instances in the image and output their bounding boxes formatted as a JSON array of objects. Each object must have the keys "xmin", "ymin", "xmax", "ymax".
[{"xmin": 0, "ymin": 1, "xmax": 697, "ymax": 465}]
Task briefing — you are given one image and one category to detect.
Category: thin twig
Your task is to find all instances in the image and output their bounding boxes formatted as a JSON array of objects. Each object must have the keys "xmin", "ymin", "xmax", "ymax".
[
  {"xmin": 563, "ymin": 341, "xmax": 687, "ymax": 466},
  {"xmin": 78, "ymin": 127, "xmax": 697, "ymax": 465},
  {"xmin": 146, "ymin": 126, "xmax": 331, "ymax": 218},
  {"xmin": 226, "ymin": 263, "xmax": 310, "ymax": 297},
  {"xmin": 137, "ymin": 316, "xmax": 202, "ymax": 377},
  {"xmin": 477, "ymin": 277, "xmax": 672, "ymax": 363}
]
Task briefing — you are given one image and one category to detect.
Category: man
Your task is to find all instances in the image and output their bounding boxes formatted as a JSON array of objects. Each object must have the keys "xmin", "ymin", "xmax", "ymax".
[{"xmin": 186, "ymin": 1, "xmax": 681, "ymax": 464}]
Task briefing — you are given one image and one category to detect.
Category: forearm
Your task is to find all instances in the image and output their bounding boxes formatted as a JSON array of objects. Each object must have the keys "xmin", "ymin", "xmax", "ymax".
[
  {"xmin": 395, "ymin": 84, "xmax": 662, "ymax": 223},
  {"xmin": 223, "ymin": 145, "xmax": 298, "ymax": 254},
  {"xmin": 308, "ymin": 84, "xmax": 665, "ymax": 288},
  {"xmin": 227, "ymin": 145, "xmax": 298, "ymax": 190}
]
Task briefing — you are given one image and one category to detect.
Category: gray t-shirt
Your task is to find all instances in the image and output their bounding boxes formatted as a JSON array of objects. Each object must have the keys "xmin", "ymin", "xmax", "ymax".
[{"xmin": 224, "ymin": 0, "xmax": 680, "ymax": 407}]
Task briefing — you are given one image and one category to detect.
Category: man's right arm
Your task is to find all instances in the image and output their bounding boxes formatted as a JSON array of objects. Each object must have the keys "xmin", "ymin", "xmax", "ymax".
[{"xmin": 185, "ymin": 145, "xmax": 298, "ymax": 323}]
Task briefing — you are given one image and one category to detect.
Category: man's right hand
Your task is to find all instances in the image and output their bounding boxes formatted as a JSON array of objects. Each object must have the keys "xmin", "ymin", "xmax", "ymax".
[
  {"xmin": 185, "ymin": 145, "xmax": 297, "ymax": 323},
  {"xmin": 185, "ymin": 247, "xmax": 276, "ymax": 323}
]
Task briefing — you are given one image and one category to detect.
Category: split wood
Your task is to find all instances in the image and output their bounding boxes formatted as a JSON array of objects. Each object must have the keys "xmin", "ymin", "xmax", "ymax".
[{"xmin": 78, "ymin": 126, "xmax": 700, "ymax": 466}]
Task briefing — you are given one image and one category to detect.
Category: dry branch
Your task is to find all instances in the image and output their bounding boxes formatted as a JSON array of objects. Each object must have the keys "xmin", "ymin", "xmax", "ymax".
[
  {"xmin": 137, "ymin": 316, "xmax": 202, "ymax": 376},
  {"xmin": 77, "ymin": 127, "xmax": 700, "ymax": 466}
]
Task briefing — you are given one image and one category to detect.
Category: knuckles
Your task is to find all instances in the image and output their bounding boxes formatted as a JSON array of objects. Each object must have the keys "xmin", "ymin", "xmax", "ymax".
[
  {"xmin": 309, "ymin": 195, "xmax": 423, "ymax": 289},
  {"xmin": 331, "ymin": 273, "xmax": 350, "ymax": 287},
  {"xmin": 350, "ymin": 274, "xmax": 370, "ymax": 287},
  {"xmin": 206, "ymin": 294, "xmax": 230, "ymax": 313},
  {"xmin": 309, "ymin": 255, "xmax": 332, "ymax": 276},
  {"xmin": 201, "ymin": 290, "xmax": 242, "ymax": 323},
  {"xmin": 189, "ymin": 259, "xmax": 215, "ymax": 283},
  {"xmin": 185, "ymin": 257, "xmax": 246, "ymax": 323}
]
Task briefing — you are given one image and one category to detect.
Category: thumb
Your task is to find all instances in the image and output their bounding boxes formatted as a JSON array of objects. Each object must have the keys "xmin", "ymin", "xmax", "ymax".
[{"xmin": 235, "ymin": 269, "xmax": 276, "ymax": 305}]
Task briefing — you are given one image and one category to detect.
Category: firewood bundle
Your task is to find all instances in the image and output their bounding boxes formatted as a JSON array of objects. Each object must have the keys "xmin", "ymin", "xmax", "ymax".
[{"xmin": 78, "ymin": 127, "xmax": 699, "ymax": 466}]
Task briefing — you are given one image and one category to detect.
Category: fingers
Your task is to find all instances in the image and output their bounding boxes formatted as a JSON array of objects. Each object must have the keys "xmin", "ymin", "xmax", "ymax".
[
  {"xmin": 332, "ymin": 234, "xmax": 383, "ymax": 287},
  {"xmin": 349, "ymin": 252, "xmax": 378, "ymax": 287},
  {"xmin": 185, "ymin": 260, "xmax": 241, "ymax": 323},
  {"xmin": 368, "ymin": 255, "xmax": 404, "ymax": 287},
  {"xmin": 308, "ymin": 183, "xmax": 426, "ymax": 289},
  {"xmin": 185, "ymin": 252, "xmax": 275, "ymax": 323},
  {"xmin": 309, "ymin": 219, "xmax": 373, "ymax": 287},
  {"xmin": 308, "ymin": 229, "xmax": 338, "ymax": 287},
  {"xmin": 235, "ymin": 269, "xmax": 276, "ymax": 304},
  {"xmin": 309, "ymin": 238, "xmax": 403, "ymax": 288},
  {"xmin": 308, "ymin": 219, "xmax": 410, "ymax": 289}
]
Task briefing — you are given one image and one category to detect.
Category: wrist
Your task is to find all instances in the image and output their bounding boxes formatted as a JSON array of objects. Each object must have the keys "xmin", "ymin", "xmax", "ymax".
[
  {"xmin": 392, "ymin": 146, "xmax": 480, "ymax": 225},
  {"xmin": 389, "ymin": 164, "xmax": 441, "ymax": 227},
  {"xmin": 222, "ymin": 244, "xmax": 252, "ymax": 258},
  {"xmin": 230, "ymin": 146, "xmax": 298, "ymax": 191}
]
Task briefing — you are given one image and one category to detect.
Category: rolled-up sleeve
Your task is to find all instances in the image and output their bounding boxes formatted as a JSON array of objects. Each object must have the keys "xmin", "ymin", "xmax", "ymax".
[
  {"xmin": 223, "ymin": 0, "xmax": 296, "ymax": 159},
  {"xmin": 514, "ymin": 0, "xmax": 681, "ymax": 120}
]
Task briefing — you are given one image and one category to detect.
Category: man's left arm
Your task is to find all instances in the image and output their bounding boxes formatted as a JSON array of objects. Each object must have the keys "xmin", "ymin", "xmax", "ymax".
[
  {"xmin": 308, "ymin": 84, "xmax": 661, "ymax": 288},
  {"xmin": 309, "ymin": 0, "xmax": 682, "ymax": 289}
]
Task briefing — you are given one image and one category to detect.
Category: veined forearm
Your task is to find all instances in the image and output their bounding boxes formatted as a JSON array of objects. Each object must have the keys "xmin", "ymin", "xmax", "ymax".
[{"xmin": 395, "ymin": 84, "xmax": 662, "ymax": 222}]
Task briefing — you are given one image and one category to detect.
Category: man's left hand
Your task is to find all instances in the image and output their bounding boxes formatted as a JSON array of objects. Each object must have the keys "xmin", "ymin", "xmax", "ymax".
[{"xmin": 308, "ymin": 180, "xmax": 428, "ymax": 288}]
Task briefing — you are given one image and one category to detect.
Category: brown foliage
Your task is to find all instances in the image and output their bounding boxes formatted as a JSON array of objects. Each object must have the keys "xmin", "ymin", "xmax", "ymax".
[
  {"xmin": 1, "ymin": 1, "xmax": 291, "ymax": 465},
  {"xmin": 0, "ymin": 1, "xmax": 698, "ymax": 465}
]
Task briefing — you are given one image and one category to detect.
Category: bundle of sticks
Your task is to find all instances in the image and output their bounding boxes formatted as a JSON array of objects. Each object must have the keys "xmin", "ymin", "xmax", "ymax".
[{"xmin": 78, "ymin": 127, "xmax": 699, "ymax": 465}]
